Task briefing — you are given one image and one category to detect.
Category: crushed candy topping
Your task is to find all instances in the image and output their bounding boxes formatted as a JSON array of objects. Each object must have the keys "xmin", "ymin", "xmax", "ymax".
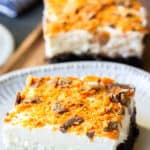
[
  {"xmin": 4, "ymin": 75, "xmax": 135, "ymax": 140},
  {"xmin": 44, "ymin": 0, "xmax": 149, "ymax": 37}
]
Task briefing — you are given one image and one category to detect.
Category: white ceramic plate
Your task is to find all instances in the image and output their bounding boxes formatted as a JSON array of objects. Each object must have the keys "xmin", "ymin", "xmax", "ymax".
[{"xmin": 0, "ymin": 62, "xmax": 150, "ymax": 150}]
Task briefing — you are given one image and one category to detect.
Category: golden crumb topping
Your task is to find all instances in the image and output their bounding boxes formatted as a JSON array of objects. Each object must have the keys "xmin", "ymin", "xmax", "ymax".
[
  {"xmin": 4, "ymin": 75, "xmax": 135, "ymax": 140},
  {"xmin": 44, "ymin": 0, "xmax": 148, "ymax": 37}
]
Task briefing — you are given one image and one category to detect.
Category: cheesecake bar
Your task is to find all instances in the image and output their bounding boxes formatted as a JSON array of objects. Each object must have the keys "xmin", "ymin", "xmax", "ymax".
[
  {"xmin": 43, "ymin": 0, "xmax": 149, "ymax": 65},
  {"xmin": 2, "ymin": 75, "xmax": 138, "ymax": 150}
]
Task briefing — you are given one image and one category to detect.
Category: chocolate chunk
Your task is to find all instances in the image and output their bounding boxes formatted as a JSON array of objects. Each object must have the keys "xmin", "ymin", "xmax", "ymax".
[
  {"xmin": 110, "ymin": 92, "xmax": 129, "ymax": 106},
  {"xmin": 60, "ymin": 117, "xmax": 84, "ymax": 133},
  {"xmin": 6, "ymin": 112, "xmax": 9, "ymax": 116},
  {"xmin": 31, "ymin": 78, "xmax": 43, "ymax": 88},
  {"xmin": 88, "ymin": 13, "xmax": 96, "ymax": 20},
  {"xmin": 52, "ymin": 102, "xmax": 68, "ymax": 114},
  {"xmin": 118, "ymin": 92, "xmax": 129, "ymax": 106},
  {"xmin": 48, "ymin": 78, "xmax": 59, "ymax": 87},
  {"xmin": 103, "ymin": 121, "xmax": 118, "ymax": 132},
  {"xmin": 117, "ymin": 107, "xmax": 125, "ymax": 115},
  {"xmin": 96, "ymin": 31, "xmax": 110, "ymax": 46},
  {"xmin": 108, "ymin": 83, "xmax": 135, "ymax": 106},
  {"xmin": 75, "ymin": 8, "xmax": 80, "ymax": 14},
  {"xmin": 58, "ymin": 78, "xmax": 72, "ymax": 88},
  {"xmin": 86, "ymin": 130, "xmax": 95, "ymax": 139},
  {"xmin": 22, "ymin": 98, "xmax": 42, "ymax": 104},
  {"xmin": 107, "ymin": 83, "xmax": 135, "ymax": 91},
  {"xmin": 15, "ymin": 92, "xmax": 22, "ymax": 105},
  {"xmin": 75, "ymin": 9, "xmax": 79, "ymax": 14},
  {"xmin": 110, "ymin": 94, "xmax": 120, "ymax": 103},
  {"xmin": 126, "ymin": 13, "xmax": 133, "ymax": 17},
  {"xmin": 79, "ymin": 103, "xmax": 84, "ymax": 107},
  {"xmin": 109, "ymin": 24, "xmax": 115, "ymax": 28}
]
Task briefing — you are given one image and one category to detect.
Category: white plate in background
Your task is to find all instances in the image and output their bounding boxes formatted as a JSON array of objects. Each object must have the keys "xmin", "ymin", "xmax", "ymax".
[
  {"xmin": 0, "ymin": 61, "xmax": 150, "ymax": 150},
  {"xmin": 0, "ymin": 24, "xmax": 14, "ymax": 66}
]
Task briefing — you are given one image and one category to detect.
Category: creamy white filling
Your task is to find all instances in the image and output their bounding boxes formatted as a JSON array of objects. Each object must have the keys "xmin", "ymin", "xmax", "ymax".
[
  {"xmin": 2, "ymin": 100, "xmax": 135, "ymax": 150},
  {"xmin": 2, "ymin": 125, "xmax": 119, "ymax": 150},
  {"xmin": 45, "ymin": 28, "xmax": 145, "ymax": 59}
]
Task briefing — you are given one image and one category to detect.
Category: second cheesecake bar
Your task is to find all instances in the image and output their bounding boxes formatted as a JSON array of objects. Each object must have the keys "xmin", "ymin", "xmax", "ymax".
[{"xmin": 43, "ymin": 0, "xmax": 148, "ymax": 64}]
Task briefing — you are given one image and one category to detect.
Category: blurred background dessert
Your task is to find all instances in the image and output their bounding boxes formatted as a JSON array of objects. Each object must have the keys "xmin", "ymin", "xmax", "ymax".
[
  {"xmin": 43, "ymin": 0, "xmax": 149, "ymax": 67},
  {"xmin": 0, "ymin": 0, "xmax": 149, "ymax": 74}
]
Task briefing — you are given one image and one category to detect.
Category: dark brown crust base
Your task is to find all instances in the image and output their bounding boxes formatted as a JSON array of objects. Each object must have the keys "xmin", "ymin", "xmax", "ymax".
[
  {"xmin": 117, "ymin": 108, "xmax": 139, "ymax": 150},
  {"xmin": 46, "ymin": 53, "xmax": 142, "ymax": 68}
]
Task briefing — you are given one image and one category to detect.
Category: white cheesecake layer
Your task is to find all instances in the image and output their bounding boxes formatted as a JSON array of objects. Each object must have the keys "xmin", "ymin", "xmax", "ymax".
[
  {"xmin": 44, "ymin": 5, "xmax": 147, "ymax": 59},
  {"xmin": 45, "ymin": 28, "xmax": 145, "ymax": 58},
  {"xmin": 2, "ymin": 100, "xmax": 135, "ymax": 150}
]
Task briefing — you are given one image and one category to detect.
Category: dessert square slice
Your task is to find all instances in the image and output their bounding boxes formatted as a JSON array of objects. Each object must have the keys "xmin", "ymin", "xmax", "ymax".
[
  {"xmin": 2, "ymin": 75, "xmax": 138, "ymax": 150},
  {"xmin": 43, "ymin": 0, "xmax": 149, "ymax": 65}
]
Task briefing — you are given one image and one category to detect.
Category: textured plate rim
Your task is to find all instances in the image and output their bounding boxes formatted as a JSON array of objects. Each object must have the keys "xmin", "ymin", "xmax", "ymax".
[
  {"xmin": 0, "ymin": 61, "xmax": 150, "ymax": 150},
  {"xmin": 0, "ymin": 61, "xmax": 150, "ymax": 84}
]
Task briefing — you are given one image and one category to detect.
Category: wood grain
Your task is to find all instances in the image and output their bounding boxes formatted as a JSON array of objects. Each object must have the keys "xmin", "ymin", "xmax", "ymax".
[
  {"xmin": 0, "ymin": 24, "xmax": 45, "ymax": 74},
  {"xmin": 0, "ymin": 1, "xmax": 149, "ymax": 74}
]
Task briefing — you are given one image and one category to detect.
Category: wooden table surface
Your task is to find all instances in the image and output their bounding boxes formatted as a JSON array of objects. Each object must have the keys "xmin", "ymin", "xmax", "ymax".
[
  {"xmin": 0, "ymin": 1, "xmax": 149, "ymax": 75},
  {"xmin": 141, "ymin": 0, "xmax": 150, "ymax": 71}
]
